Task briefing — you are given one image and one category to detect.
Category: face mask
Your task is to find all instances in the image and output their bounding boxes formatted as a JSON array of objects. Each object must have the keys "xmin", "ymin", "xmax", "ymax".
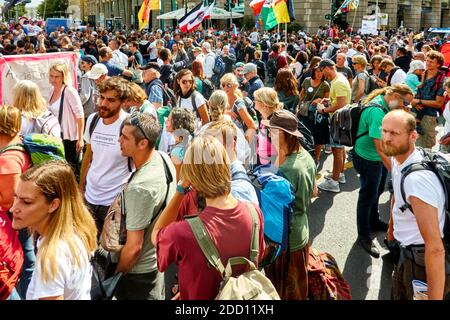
[{"xmin": 388, "ymin": 100, "xmax": 399, "ymax": 109}]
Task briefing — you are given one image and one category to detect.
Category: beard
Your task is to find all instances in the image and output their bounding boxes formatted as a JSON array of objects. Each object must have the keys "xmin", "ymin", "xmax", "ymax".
[
  {"xmin": 99, "ymin": 107, "xmax": 120, "ymax": 119},
  {"xmin": 381, "ymin": 140, "xmax": 411, "ymax": 157}
]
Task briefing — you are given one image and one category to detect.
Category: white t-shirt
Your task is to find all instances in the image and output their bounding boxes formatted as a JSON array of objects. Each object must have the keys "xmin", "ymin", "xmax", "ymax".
[
  {"xmin": 203, "ymin": 52, "xmax": 216, "ymax": 79},
  {"xmin": 26, "ymin": 236, "xmax": 92, "ymax": 300},
  {"xmin": 48, "ymin": 97, "xmax": 61, "ymax": 119},
  {"xmin": 391, "ymin": 69, "xmax": 407, "ymax": 85},
  {"xmin": 443, "ymin": 101, "xmax": 450, "ymax": 135},
  {"xmin": 177, "ymin": 92, "xmax": 207, "ymax": 133},
  {"xmin": 391, "ymin": 149, "xmax": 446, "ymax": 246},
  {"xmin": 290, "ymin": 62, "xmax": 303, "ymax": 79},
  {"xmin": 84, "ymin": 110, "xmax": 131, "ymax": 206},
  {"xmin": 149, "ymin": 41, "xmax": 158, "ymax": 60}
]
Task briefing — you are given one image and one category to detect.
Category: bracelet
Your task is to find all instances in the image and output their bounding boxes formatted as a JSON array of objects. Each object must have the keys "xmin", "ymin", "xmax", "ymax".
[{"xmin": 176, "ymin": 182, "xmax": 191, "ymax": 195}]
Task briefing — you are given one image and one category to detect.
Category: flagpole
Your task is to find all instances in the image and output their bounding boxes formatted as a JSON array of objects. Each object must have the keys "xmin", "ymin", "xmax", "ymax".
[
  {"xmin": 351, "ymin": 4, "xmax": 357, "ymax": 32},
  {"xmin": 277, "ymin": 24, "xmax": 280, "ymax": 40},
  {"xmin": 285, "ymin": 23, "xmax": 287, "ymax": 43}
]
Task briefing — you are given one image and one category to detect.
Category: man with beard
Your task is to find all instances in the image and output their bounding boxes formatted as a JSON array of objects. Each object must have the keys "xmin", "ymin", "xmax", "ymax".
[
  {"xmin": 381, "ymin": 110, "xmax": 450, "ymax": 299},
  {"xmin": 350, "ymin": 84, "xmax": 414, "ymax": 257},
  {"xmin": 80, "ymin": 76, "xmax": 132, "ymax": 236}
]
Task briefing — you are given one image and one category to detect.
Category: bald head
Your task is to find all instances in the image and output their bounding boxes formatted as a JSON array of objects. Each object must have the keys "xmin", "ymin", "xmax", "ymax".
[
  {"xmin": 382, "ymin": 110, "xmax": 416, "ymax": 133},
  {"xmin": 381, "ymin": 110, "xmax": 417, "ymax": 158}
]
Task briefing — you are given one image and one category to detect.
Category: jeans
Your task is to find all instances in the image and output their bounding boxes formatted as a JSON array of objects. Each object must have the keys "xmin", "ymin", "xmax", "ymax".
[
  {"xmin": 114, "ymin": 270, "xmax": 165, "ymax": 300},
  {"xmin": 16, "ymin": 228, "xmax": 35, "ymax": 299},
  {"xmin": 352, "ymin": 150, "xmax": 388, "ymax": 238}
]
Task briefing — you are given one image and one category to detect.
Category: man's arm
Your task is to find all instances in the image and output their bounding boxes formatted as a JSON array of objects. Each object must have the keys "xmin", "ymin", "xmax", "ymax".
[
  {"xmin": 324, "ymin": 95, "xmax": 348, "ymax": 113},
  {"xmin": 115, "ymin": 230, "xmax": 145, "ymax": 274},
  {"xmin": 412, "ymin": 96, "xmax": 445, "ymax": 110},
  {"xmin": 410, "ymin": 196, "xmax": 446, "ymax": 300}
]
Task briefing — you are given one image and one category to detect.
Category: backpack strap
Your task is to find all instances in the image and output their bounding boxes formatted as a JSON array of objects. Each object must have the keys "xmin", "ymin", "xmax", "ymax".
[
  {"xmin": 149, "ymin": 151, "xmax": 174, "ymax": 225},
  {"xmin": 231, "ymin": 170, "xmax": 252, "ymax": 184},
  {"xmin": 186, "ymin": 216, "xmax": 226, "ymax": 276},
  {"xmin": 190, "ymin": 91, "xmax": 201, "ymax": 119},
  {"xmin": 0, "ymin": 144, "xmax": 26, "ymax": 155},
  {"xmin": 58, "ymin": 86, "xmax": 67, "ymax": 139},
  {"xmin": 354, "ymin": 102, "xmax": 386, "ymax": 142},
  {"xmin": 88, "ymin": 113, "xmax": 101, "ymax": 138}
]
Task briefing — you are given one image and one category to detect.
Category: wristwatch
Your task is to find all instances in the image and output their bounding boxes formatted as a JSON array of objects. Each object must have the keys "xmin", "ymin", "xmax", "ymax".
[{"xmin": 176, "ymin": 181, "xmax": 191, "ymax": 195}]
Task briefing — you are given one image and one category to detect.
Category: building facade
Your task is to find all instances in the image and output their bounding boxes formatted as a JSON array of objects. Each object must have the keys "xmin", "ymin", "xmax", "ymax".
[{"xmin": 81, "ymin": 0, "xmax": 450, "ymax": 32}]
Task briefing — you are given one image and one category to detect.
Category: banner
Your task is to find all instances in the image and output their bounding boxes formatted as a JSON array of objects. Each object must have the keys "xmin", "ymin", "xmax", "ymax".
[
  {"xmin": 360, "ymin": 15, "xmax": 378, "ymax": 35},
  {"xmin": 0, "ymin": 52, "xmax": 79, "ymax": 105}
]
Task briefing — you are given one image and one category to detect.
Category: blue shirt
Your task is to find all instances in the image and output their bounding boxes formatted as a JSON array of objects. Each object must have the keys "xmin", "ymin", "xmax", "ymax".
[
  {"xmin": 244, "ymin": 76, "xmax": 264, "ymax": 101},
  {"xmin": 145, "ymin": 79, "xmax": 164, "ymax": 105},
  {"xmin": 416, "ymin": 72, "xmax": 445, "ymax": 117},
  {"xmin": 230, "ymin": 161, "xmax": 259, "ymax": 205},
  {"xmin": 102, "ymin": 61, "xmax": 123, "ymax": 77}
]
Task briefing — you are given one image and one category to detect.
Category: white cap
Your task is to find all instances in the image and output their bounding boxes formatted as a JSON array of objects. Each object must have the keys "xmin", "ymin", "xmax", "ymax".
[
  {"xmin": 202, "ymin": 42, "xmax": 211, "ymax": 52},
  {"xmin": 86, "ymin": 63, "xmax": 108, "ymax": 80}
]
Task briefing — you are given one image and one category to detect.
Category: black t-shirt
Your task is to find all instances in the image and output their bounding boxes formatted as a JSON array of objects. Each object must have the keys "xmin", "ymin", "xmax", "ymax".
[
  {"xmin": 336, "ymin": 66, "xmax": 354, "ymax": 80},
  {"xmin": 245, "ymin": 45, "xmax": 255, "ymax": 62},
  {"xmin": 139, "ymin": 41, "xmax": 150, "ymax": 58},
  {"xmin": 82, "ymin": 41, "xmax": 98, "ymax": 60}
]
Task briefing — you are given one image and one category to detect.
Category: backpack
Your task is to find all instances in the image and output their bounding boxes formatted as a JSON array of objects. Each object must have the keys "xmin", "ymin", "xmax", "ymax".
[
  {"xmin": 330, "ymin": 46, "xmax": 339, "ymax": 61},
  {"xmin": 0, "ymin": 211, "xmax": 24, "ymax": 300},
  {"xmin": 399, "ymin": 148, "xmax": 450, "ymax": 247},
  {"xmin": 0, "ymin": 134, "xmax": 65, "ymax": 166},
  {"xmin": 34, "ymin": 110, "xmax": 61, "ymax": 138},
  {"xmin": 186, "ymin": 202, "xmax": 280, "ymax": 300},
  {"xmin": 267, "ymin": 55, "xmax": 280, "ymax": 79},
  {"xmin": 178, "ymin": 91, "xmax": 204, "ymax": 120},
  {"xmin": 307, "ymin": 247, "xmax": 352, "ymax": 300},
  {"xmin": 101, "ymin": 151, "xmax": 173, "ymax": 252},
  {"xmin": 201, "ymin": 78, "xmax": 214, "ymax": 100},
  {"xmin": 246, "ymin": 165, "xmax": 296, "ymax": 267},
  {"xmin": 364, "ymin": 71, "xmax": 380, "ymax": 95},
  {"xmin": 298, "ymin": 120, "xmax": 316, "ymax": 158},
  {"xmin": 329, "ymin": 101, "xmax": 384, "ymax": 147},
  {"xmin": 147, "ymin": 79, "xmax": 177, "ymax": 108},
  {"xmin": 212, "ymin": 54, "xmax": 225, "ymax": 77}
]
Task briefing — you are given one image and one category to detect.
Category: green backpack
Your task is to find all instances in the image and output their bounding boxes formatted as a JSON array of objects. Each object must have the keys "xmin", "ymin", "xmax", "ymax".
[
  {"xmin": 187, "ymin": 203, "xmax": 280, "ymax": 300},
  {"xmin": 0, "ymin": 134, "xmax": 65, "ymax": 166}
]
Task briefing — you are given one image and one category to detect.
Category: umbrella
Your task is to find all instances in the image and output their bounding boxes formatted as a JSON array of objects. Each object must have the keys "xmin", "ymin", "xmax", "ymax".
[{"xmin": 157, "ymin": 7, "xmax": 244, "ymax": 20}]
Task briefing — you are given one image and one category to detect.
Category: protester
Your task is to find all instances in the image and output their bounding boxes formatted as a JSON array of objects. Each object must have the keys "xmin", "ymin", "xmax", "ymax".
[{"xmin": 274, "ymin": 68, "xmax": 300, "ymax": 113}]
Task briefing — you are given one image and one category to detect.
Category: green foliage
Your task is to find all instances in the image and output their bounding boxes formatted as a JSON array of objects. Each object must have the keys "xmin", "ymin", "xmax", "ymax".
[
  {"xmin": 287, "ymin": 23, "xmax": 303, "ymax": 33},
  {"xmin": 37, "ymin": 0, "xmax": 69, "ymax": 19},
  {"xmin": 4, "ymin": 4, "xmax": 27, "ymax": 19},
  {"xmin": 239, "ymin": 15, "xmax": 256, "ymax": 30}
]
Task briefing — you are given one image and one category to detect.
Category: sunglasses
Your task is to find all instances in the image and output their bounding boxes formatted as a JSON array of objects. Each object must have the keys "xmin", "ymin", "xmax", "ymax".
[
  {"xmin": 221, "ymin": 83, "xmax": 234, "ymax": 88},
  {"xmin": 130, "ymin": 112, "xmax": 151, "ymax": 142},
  {"xmin": 181, "ymin": 79, "xmax": 193, "ymax": 85}
]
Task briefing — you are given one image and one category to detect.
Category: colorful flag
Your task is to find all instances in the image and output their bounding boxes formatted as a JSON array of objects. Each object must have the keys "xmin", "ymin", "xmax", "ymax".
[
  {"xmin": 287, "ymin": 0, "xmax": 295, "ymax": 22},
  {"xmin": 261, "ymin": 0, "xmax": 277, "ymax": 30},
  {"xmin": 137, "ymin": 0, "xmax": 160, "ymax": 31},
  {"xmin": 249, "ymin": 0, "xmax": 265, "ymax": 16},
  {"xmin": 273, "ymin": 0, "xmax": 290, "ymax": 24},
  {"xmin": 334, "ymin": 0, "xmax": 359, "ymax": 16},
  {"xmin": 232, "ymin": 23, "xmax": 238, "ymax": 37},
  {"xmin": 178, "ymin": 2, "xmax": 204, "ymax": 33},
  {"xmin": 187, "ymin": 1, "xmax": 215, "ymax": 32}
]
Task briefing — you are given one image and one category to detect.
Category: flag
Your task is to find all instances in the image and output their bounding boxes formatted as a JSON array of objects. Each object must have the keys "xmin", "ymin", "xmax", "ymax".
[
  {"xmin": 273, "ymin": 0, "xmax": 290, "ymax": 24},
  {"xmin": 232, "ymin": 24, "xmax": 238, "ymax": 37},
  {"xmin": 178, "ymin": 2, "xmax": 204, "ymax": 33},
  {"xmin": 187, "ymin": 1, "xmax": 215, "ymax": 32},
  {"xmin": 334, "ymin": 0, "xmax": 359, "ymax": 16},
  {"xmin": 261, "ymin": 0, "xmax": 277, "ymax": 30},
  {"xmin": 249, "ymin": 0, "xmax": 265, "ymax": 16},
  {"xmin": 287, "ymin": 0, "xmax": 295, "ymax": 22},
  {"xmin": 137, "ymin": 0, "xmax": 160, "ymax": 31}
]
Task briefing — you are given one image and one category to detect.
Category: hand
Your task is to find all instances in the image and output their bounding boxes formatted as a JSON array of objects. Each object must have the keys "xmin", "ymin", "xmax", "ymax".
[{"xmin": 76, "ymin": 139, "xmax": 84, "ymax": 153}]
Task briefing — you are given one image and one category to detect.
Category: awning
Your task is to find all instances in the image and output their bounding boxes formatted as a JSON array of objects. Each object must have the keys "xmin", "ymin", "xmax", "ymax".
[{"xmin": 157, "ymin": 7, "xmax": 244, "ymax": 20}]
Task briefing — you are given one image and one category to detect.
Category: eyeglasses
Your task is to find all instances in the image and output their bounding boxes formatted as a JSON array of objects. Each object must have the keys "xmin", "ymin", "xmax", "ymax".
[
  {"xmin": 221, "ymin": 83, "xmax": 234, "ymax": 88},
  {"xmin": 130, "ymin": 112, "xmax": 151, "ymax": 142},
  {"xmin": 181, "ymin": 79, "xmax": 193, "ymax": 85}
]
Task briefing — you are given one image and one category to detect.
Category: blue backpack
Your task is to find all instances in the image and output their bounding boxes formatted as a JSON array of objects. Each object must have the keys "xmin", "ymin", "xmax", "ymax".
[
  {"xmin": 233, "ymin": 165, "xmax": 295, "ymax": 266},
  {"xmin": 213, "ymin": 54, "xmax": 225, "ymax": 77}
]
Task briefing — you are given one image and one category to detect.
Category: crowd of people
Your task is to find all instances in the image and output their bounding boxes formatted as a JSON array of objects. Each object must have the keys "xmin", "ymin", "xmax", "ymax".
[{"xmin": 1, "ymin": 20, "xmax": 450, "ymax": 300}]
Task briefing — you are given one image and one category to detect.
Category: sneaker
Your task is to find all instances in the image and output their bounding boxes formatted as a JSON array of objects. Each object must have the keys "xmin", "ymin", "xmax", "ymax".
[
  {"xmin": 325, "ymin": 173, "xmax": 346, "ymax": 184},
  {"xmin": 324, "ymin": 145, "xmax": 332, "ymax": 154},
  {"xmin": 318, "ymin": 178, "xmax": 340, "ymax": 193},
  {"xmin": 357, "ymin": 236, "xmax": 380, "ymax": 258}
]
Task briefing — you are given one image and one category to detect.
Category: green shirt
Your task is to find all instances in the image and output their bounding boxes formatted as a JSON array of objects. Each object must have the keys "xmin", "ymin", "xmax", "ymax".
[
  {"xmin": 354, "ymin": 95, "xmax": 389, "ymax": 162},
  {"xmin": 278, "ymin": 149, "xmax": 316, "ymax": 251},
  {"xmin": 123, "ymin": 152, "xmax": 176, "ymax": 274}
]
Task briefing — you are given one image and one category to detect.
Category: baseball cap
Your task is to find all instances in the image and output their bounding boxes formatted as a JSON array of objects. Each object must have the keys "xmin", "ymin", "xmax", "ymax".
[
  {"xmin": 261, "ymin": 110, "xmax": 303, "ymax": 138},
  {"xmin": 234, "ymin": 62, "xmax": 244, "ymax": 69},
  {"xmin": 86, "ymin": 63, "xmax": 108, "ymax": 80},
  {"xmin": 408, "ymin": 60, "xmax": 425, "ymax": 73},
  {"xmin": 242, "ymin": 63, "xmax": 257, "ymax": 75},
  {"xmin": 81, "ymin": 55, "xmax": 98, "ymax": 66},
  {"xmin": 202, "ymin": 42, "xmax": 211, "ymax": 52},
  {"xmin": 317, "ymin": 59, "xmax": 335, "ymax": 69},
  {"xmin": 140, "ymin": 62, "xmax": 160, "ymax": 71}
]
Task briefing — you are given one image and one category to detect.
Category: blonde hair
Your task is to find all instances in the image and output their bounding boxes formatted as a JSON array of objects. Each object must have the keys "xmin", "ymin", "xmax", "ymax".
[
  {"xmin": 352, "ymin": 55, "xmax": 368, "ymax": 67},
  {"xmin": 220, "ymin": 73, "xmax": 243, "ymax": 98},
  {"xmin": 12, "ymin": 80, "xmax": 47, "ymax": 119},
  {"xmin": 180, "ymin": 135, "xmax": 231, "ymax": 199},
  {"xmin": 363, "ymin": 83, "xmax": 414, "ymax": 105},
  {"xmin": 379, "ymin": 58, "xmax": 395, "ymax": 69},
  {"xmin": 126, "ymin": 82, "xmax": 147, "ymax": 105},
  {"xmin": 208, "ymin": 90, "xmax": 228, "ymax": 121},
  {"xmin": 204, "ymin": 119, "xmax": 237, "ymax": 159},
  {"xmin": 49, "ymin": 62, "xmax": 69, "ymax": 85},
  {"xmin": 253, "ymin": 87, "xmax": 283, "ymax": 113},
  {"xmin": 0, "ymin": 105, "xmax": 22, "ymax": 137},
  {"xmin": 20, "ymin": 161, "xmax": 97, "ymax": 283}
]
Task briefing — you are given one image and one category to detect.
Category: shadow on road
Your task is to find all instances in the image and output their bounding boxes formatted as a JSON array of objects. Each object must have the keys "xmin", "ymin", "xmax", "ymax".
[{"xmin": 342, "ymin": 241, "xmax": 371, "ymax": 300}]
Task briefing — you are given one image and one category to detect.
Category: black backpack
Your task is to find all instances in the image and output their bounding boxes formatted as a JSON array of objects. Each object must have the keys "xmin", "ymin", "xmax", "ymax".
[
  {"xmin": 298, "ymin": 120, "xmax": 315, "ymax": 158},
  {"xmin": 399, "ymin": 148, "xmax": 450, "ymax": 247},
  {"xmin": 267, "ymin": 55, "xmax": 280, "ymax": 79},
  {"xmin": 147, "ymin": 79, "xmax": 177, "ymax": 108},
  {"xmin": 201, "ymin": 78, "xmax": 214, "ymax": 100},
  {"xmin": 364, "ymin": 71, "xmax": 380, "ymax": 95}
]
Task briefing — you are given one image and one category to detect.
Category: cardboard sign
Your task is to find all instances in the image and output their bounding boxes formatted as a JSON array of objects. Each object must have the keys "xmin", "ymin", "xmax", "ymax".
[{"xmin": 0, "ymin": 52, "xmax": 79, "ymax": 105}]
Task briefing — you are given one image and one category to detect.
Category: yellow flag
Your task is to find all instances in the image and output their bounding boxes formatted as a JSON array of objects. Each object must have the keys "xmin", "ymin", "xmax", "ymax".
[
  {"xmin": 273, "ymin": 0, "xmax": 290, "ymax": 24},
  {"xmin": 138, "ymin": 0, "xmax": 160, "ymax": 31}
]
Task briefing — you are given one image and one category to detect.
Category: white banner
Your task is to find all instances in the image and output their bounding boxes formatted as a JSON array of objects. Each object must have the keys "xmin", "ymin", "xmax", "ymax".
[
  {"xmin": 361, "ymin": 16, "xmax": 378, "ymax": 35},
  {"xmin": 0, "ymin": 52, "xmax": 79, "ymax": 105}
]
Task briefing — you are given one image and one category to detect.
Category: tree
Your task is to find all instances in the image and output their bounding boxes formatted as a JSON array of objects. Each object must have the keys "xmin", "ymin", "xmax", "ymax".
[{"xmin": 37, "ymin": 0, "xmax": 69, "ymax": 19}]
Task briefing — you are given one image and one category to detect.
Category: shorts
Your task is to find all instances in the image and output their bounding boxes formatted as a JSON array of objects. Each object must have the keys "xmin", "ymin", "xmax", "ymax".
[
  {"xmin": 415, "ymin": 115, "xmax": 437, "ymax": 149},
  {"xmin": 329, "ymin": 131, "xmax": 345, "ymax": 148}
]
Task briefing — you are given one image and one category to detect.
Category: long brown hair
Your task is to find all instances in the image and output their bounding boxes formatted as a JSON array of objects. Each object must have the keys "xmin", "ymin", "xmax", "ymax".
[
  {"xmin": 173, "ymin": 69, "xmax": 196, "ymax": 97},
  {"xmin": 191, "ymin": 60, "xmax": 204, "ymax": 80},
  {"xmin": 274, "ymin": 68, "xmax": 299, "ymax": 97}
]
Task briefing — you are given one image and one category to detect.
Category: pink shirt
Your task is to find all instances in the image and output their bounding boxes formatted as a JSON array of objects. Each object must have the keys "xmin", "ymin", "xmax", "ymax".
[
  {"xmin": 48, "ymin": 85, "xmax": 84, "ymax": 141},
  {"xmin": 257, "ymin": 123, "xmax": 277, "ymax": 165},
  {"xmin": 156, "ymin": 201, "xmax": 265, "ymax": 300}
]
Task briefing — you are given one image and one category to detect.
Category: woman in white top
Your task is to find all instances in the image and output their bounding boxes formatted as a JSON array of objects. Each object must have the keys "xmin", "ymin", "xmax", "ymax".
[
  {"xmin": 439, "ymin": 79, "xmax": 450, "ymax": 153},
  {"xmin": 10, "ymin": 161, "xmax": 97, "ymax": 300},
  {"xmin": 47, "ymin": 63, "xmax": 85, "ymax": 171},
  {"xmin": 173, "ymin": 69, "xmax": 210, "ymax": 129},
  {"xmin": 13, "ymin": 80, "xmax": 61, "ymax": 138}
]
